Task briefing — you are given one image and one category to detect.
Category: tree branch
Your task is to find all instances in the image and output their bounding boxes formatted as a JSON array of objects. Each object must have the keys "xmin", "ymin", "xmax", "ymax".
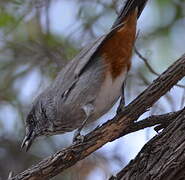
[
  {"xmin": 119, "ymin": 109, "xmax": 182, "ymax": 137},
  {"xmin": 110, "ymin": 107, "xmax": 185, "ymax": 180},
  {"xmin": 10, "ymin": 54, "xmax": 185, "ymax": 180}
]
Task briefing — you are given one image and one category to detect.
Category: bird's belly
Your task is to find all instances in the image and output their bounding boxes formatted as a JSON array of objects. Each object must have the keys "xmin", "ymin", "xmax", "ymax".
[{"xmin": 94, "ymin": 70, "xmax": 127, "ymax": 117}]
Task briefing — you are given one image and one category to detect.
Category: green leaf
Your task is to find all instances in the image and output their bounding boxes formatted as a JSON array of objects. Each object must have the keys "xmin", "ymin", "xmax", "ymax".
[
  {"xmin": 0, "ymin": 11, "xmax": 16, "ymax": 27},
  {"xmin": 11, "ymin": 0, "xmax": 24, "ymax": 5}
]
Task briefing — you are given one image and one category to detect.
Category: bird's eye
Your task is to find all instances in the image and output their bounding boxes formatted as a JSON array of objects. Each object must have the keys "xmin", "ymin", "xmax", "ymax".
[
  {"xmin": 30, "ymin": 119, "xmax": 34, "ymax": 124},
  {"xmin": 42, "ymin": 107, "xmax": 48, "ymax": 120},
  {"xmin": 27, "ymin": 113, "xmax": 35, "ymax": 126}
]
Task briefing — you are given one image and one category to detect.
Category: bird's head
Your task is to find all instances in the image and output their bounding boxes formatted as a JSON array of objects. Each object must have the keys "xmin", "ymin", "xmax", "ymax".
[
  {"xmin": 21, "ymin": 108, "xmax": 37, "ymax": 151},
  {"xmin": 21, "ymin": 93, "xmax": 56, "ymax": 151}
]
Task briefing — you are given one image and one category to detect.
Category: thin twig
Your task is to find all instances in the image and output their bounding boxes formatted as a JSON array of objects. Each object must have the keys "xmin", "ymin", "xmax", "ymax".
[
  {"xmin": 135, "ymin": 47, "xmax": 159, "ymax": 76},
  {"xmin": 112, "ymin": 0, "xmax": 119, "ymax": 15},
  {"xmin": 135, "ymin": 47, "xmax": 185, "ymax": 88}
]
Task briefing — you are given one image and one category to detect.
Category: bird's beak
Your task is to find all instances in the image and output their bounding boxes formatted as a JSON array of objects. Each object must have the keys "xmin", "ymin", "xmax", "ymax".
[{"xmin": 21, "ymin": 130, "xmax": 36, "ymax": 152}]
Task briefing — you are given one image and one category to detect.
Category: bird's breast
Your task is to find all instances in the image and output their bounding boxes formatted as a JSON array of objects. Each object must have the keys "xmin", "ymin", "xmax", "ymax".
[{"xmin": 94, "ymin": 69, "xmax": 127, "ymax": 117}]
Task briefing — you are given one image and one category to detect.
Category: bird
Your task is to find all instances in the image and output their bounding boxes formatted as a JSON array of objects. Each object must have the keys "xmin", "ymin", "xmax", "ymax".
[{"xmin": 21, "ymin": 0, "xmax": 148, "ymax": 151}]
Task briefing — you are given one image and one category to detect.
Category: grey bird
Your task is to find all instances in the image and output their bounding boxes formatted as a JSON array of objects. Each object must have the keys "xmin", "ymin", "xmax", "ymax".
[{"xmin": 21, "ymin": 0, "xmax": 148, "ymax": 151}]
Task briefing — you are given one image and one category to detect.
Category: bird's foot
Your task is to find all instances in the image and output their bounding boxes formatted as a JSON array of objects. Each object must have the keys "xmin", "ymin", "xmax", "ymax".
[
  {"xmin": 116, "ymin": 90, "xmax": 125, "ymax": 115},
  {"xmin": 8, "ymin": 171, "xmax": 13, "ymax": 180},
  {"xmin": 73, "ymin": 130, "xmax": 85, "ymax": 144},
  {"xmin": 116, "ymin": 102, "xmax": 125, "ymax": 115}
]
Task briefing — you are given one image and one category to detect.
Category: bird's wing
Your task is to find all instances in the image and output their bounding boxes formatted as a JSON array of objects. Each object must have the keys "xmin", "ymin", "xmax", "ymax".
[{"xmin": 73, "ymin": 35, "xmax": 106, "ymax": 77}]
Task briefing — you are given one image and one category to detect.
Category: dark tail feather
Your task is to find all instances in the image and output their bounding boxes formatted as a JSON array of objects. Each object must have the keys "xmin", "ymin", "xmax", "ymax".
[{"xmin": 112, "ymin": 0, "xmax": 148, "ymax": 29}]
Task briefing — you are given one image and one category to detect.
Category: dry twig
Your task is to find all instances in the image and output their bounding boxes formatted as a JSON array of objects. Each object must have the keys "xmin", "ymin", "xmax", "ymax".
[{"xmin": 135, "ymin": 47, "xmax": 185, "ymax": 88}]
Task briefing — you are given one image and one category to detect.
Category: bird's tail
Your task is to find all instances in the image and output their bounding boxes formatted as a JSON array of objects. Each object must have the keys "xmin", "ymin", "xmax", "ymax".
[{"xmin": 112, "ymin": 0, "xmax": 148, "ymax": 29}]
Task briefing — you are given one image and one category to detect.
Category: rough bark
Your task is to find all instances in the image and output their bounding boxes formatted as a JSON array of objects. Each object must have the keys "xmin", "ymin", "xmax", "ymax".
[
  {"xmin": 10, "ymin": 54, "xmax": 185, "ymax": 180},
  {"xmin": 110, "ymin": 107, "xmax": 185, "ymax": 180}
]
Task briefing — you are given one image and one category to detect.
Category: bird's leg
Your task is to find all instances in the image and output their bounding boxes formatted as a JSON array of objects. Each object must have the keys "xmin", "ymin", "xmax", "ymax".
[
  {"xmin": 73, "ymin": 117, "xmax": 88, "ymax": 143},
  {"xmin": 116, "ymin": 83, "xmax": 125, "ymax": 115},
  {"xmin": 73, "ymin": 104, "xmax": 94, "ymax": 143}
]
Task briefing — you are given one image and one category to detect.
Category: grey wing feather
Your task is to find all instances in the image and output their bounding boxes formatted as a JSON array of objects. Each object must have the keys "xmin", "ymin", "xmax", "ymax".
[
  {"xmin": 51, "ymin": 34, "xmax": 106, "ymax": 98},
  {"xmin": 74, "ymin": 35, "xmax": 106, "ymax": 77},
  {"xmin": 73, "ymin": 25, "xmax": 127, "ymax": 77},
  {"xmin": 50, "ymin": 35, "xmax": 105, "ymax": 101},
  {"xmin": 50, "ymin": 21, "xmax": 125, "ymax": 119},
  {"xmin": 51, "ymin": 55, "xmax": 105, "ymax": 130}
]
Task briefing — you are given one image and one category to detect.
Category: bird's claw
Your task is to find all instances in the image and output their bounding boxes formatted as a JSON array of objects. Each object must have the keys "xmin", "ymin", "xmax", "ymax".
[
  {"xmin": 116, "ymin": 103, "xmax": 124, "ymax": 115},
  {"xmin": 73, "ymin": 131, "xmax": 85, "ymax": 144},
  {"xmin": 8, "ymin": 171, "xmax": 13, "ymax": 180}
]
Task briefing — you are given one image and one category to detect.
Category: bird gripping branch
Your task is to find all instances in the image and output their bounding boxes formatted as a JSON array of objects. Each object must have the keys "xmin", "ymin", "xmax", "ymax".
[{"xmin": 22, "ymin": 0, "xmax": 148, "ymax": 151}]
